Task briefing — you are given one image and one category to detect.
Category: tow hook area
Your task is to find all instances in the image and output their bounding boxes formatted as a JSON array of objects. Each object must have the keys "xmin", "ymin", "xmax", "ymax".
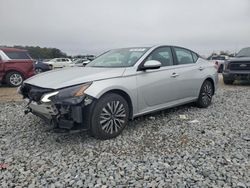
[{"xmin": 24, "ymin": 95, "xmax": 94, "ymax": 132}]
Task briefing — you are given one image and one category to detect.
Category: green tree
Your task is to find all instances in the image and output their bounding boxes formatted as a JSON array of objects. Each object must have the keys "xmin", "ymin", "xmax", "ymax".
[{"xmin": 1, "ymin": 45, "xmax": 68, "ymax": 59}]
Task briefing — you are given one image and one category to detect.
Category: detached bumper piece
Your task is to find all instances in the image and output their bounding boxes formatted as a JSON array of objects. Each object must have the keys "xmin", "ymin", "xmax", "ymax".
[{"xmin": 26, "ymin": 99, "xmax": 91, "ymax": 131}]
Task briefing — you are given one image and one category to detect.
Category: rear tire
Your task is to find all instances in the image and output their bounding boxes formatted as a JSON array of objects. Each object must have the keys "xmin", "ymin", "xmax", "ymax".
[
  {"xmin": 196, "ymin": 80, "xmax": 214, "ymax": 108},
  {"xmin": 5, "ymin": 71, "xmax": 24, "ymax": 87},
  {"xmin": 35, "ymin": 68, "xmax": 43, "ymax": 74},
  {"xmin": 90, "ymin": 93, "xmax": 129, "ymax": 140}
]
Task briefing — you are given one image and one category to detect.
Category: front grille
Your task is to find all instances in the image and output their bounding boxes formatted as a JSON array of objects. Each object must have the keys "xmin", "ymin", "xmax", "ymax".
[
  {"xmin": 229, "ymin": 61, "xmax": 250, "ymax": 71},
  {"xmin": 21, "ymin": 84, "xmax": 53, "ymax": 102}
]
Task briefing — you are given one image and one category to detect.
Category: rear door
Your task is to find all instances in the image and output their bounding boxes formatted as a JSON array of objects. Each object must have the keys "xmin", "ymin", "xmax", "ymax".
[
  {"xmin": 3, "ymin": 50, "xmax": 34, "ymax": 78},
  {"xmin": 171, "ymin": 47, "xmax": 204, "ymax": 98},
  {"xmin": 63, "ymin": 58, "xmax": 72, "ymax": 67}
]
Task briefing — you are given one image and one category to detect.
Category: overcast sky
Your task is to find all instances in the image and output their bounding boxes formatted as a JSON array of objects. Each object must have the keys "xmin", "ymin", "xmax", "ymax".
[{"xmin": 0, "ymin": 0, "xmax": 250, "ymax": 56}]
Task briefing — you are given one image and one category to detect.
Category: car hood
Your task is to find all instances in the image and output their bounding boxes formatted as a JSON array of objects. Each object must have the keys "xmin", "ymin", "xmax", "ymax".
[
  {"xmin": 228, "ymin": 57, "xmax": 250, "ymax": 62},
  {"xmin": 24, "ymin": 67, "xmax": 126, "ymax": 89}
]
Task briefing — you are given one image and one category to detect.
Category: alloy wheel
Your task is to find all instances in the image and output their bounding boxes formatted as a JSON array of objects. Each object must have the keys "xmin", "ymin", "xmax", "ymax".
[
  {"xmin": 9, "ymin": 73, "xmax": 23, "ymax": 86},
  {"xmin": 100, "ymin": 101, "xmax": 126, "ymax": 134},
  {"xmin": 201, "ymin": 83, "xmax": 213, "ymax": 106},
  {"xmin": 35, "ymin": 68, "xmax": 43, "ymax": 74}
]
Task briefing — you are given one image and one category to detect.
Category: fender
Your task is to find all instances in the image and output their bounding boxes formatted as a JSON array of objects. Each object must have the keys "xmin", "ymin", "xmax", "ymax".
[{"xmin": 84, "ymin": 76, "xmax": 138, "ymax": 115}]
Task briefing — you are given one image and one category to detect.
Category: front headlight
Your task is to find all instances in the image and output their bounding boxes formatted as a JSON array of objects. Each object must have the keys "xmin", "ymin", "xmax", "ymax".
[
  {"xmin": 41, "ymin": 91, "xmax": 59, "ymax": 102},
  {"xmin": 224, "ymin": 61, "xmax": 229, "ymax": 70},
  {"xmin": 41, "ymin": 82, "xmax": 92, "ymax": 103}
]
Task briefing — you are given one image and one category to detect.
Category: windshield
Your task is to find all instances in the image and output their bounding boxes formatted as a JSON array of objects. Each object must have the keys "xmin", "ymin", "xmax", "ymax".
[
  {"xmin": 50, "ymin": 59, "xmax": 57, "ymax": 62},
  {"xmin": 87, "ymin": 47, "xmax": 149, "ymax": 67},
  {"xmin": 236, "ymin": 47, "xmax": 250, "ymax": 57},
  {"xmin": 211, "ymin": 56, "xmax": 226, "ymax": 60}
]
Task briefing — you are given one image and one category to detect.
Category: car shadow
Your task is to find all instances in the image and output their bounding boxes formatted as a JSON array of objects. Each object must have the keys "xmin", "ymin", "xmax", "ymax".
[{"xmin": 42, "ymin": 102, "xmax": 196, "ymax": 144}]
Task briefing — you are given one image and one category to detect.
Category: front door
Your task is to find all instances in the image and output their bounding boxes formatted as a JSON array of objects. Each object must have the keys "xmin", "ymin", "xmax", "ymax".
[{"xmin": 136, "ymin": 47, "xmax": 183, "ymax": 114}]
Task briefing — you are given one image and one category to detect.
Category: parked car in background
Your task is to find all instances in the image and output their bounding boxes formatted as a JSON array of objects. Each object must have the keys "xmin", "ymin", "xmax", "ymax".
[
  {"xmin": 44, "ymin": 58, "xmax": 73, "ymax": 69},
  {"xmin": 223, "ymin": 47, "xmax": 250, "ymax": 84},
  {"xmin": 0, "ymin": 48, "xmax": 34, "ymax": 86},
  {"xmin": 72, "ymin": 59, "xmax": 91, "ymax": 67},
  {"xmin": 207, "ymin": 55, "xmax": 229, "ymax": 73},
  {"xmin": 19, "ymin": 45, "xmax": 218, "ymax": 139},
  {"xmin": 34, "ymin": 60, "xmax": 53, "ymax": 74},
  {"xmin": 86, "ymin": 55, "xmax": 95, "ymax": 61}
]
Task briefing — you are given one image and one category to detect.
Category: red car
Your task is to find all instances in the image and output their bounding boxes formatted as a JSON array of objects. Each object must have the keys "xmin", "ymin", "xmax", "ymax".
[{"xmin": 0, "ymin": 48, "xmax": 34, "ymax": 87}]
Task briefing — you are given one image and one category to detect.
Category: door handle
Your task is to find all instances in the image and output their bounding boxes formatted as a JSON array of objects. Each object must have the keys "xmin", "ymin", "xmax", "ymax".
[
  {"xmin": 171, "ymin": 73, "xmax": 179, "ymax": 78},
  {"xmin": 199, "ymin": 67, "xmax": 204, "ymax": 71}
]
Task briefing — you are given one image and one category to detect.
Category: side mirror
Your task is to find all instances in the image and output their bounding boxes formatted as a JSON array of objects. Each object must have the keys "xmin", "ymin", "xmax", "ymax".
[{"xmin": 142, "ymin": 60, "xmax": 161, "ymax": 70}]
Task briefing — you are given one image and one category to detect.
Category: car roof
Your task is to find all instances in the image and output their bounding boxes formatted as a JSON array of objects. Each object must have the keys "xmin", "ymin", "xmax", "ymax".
[{"xmin": 0, "ymin": 47, "xmax": 27, "ymax": 52}]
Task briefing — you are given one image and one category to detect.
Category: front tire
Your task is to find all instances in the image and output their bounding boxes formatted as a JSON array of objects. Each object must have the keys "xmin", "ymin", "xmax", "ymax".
[
  {"xmin": 90, "ymin": 93, "xmax": 129, "ymax": 140},
  {"xmin": 5, "ymin": 71, "xmax": 24, "ymax": 87},
  {"xmin": 196, "ymin": 80, "xmax": 214, "ymax": 108}
]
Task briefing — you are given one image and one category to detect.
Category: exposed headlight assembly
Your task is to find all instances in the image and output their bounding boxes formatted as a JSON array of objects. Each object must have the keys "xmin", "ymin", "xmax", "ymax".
[
  {"xmin": 41, "ymin": 91, "xmax": 59, "ymax": 102},
  {"xmin": 41, "ymin": 82, "xmax": 92, "ymax": 104}
]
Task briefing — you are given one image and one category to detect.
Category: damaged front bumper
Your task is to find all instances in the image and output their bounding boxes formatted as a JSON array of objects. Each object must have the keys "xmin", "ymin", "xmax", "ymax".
[{"xmin": 20, "ymin": 83, "xmax": 94, "ymax": 131}]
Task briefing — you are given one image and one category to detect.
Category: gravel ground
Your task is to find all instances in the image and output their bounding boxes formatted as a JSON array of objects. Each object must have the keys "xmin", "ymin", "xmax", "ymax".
[{"xmin": 0, "ymin": 87, "xmax": 250, "ymax": 187}]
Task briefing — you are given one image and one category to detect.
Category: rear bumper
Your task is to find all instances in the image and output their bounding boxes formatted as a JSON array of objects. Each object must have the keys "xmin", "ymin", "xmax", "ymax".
[{"xmin": 223, "ymin": 71, "xmax": 250, "ymax": 80}]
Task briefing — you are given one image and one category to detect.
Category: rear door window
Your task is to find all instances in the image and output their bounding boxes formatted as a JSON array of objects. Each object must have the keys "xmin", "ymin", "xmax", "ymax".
[
  {"xmin": 4, "ymin": 51, "xmax": 31, "ymax": 60},
  {"xmin": 174, "ymin": 47, "xmax": 194, "ymax": 65},
  {"xmin": 192, "ymin": 52, "xmax": 199, "ymax": 62}
]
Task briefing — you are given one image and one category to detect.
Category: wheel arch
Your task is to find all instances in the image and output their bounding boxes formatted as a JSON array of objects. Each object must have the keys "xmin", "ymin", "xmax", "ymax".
[
  {"xmin": 203, "ymin": 77, "xmax": 215, "ymax": 95},
  {"xmin": 98, "ymin": 89, "xmax": 134, "ymax": 119},
  {"xmin": 3, "ymin": 69, "xmax": 24, "ymax": 82}
]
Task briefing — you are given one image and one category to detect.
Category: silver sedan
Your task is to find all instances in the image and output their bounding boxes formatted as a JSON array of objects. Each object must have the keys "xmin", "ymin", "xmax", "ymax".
[{"xmin": 19, "ymin": 45, "xmax": 218, "ymax": 139}]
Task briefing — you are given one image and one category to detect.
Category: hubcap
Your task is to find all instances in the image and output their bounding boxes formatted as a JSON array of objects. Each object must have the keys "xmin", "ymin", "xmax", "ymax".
[
  {"xmin": 201, "ymin": 83, "xmax": 212, "ymax": 105},
  {"xmin": 100, "ymin": 101, "xmax": 126, "ymax": 134},
  {"xmin": 35, "ymin": 68, "xmax": 43, "ymax": 74},
  {"xmin": 9, "ymin": 73, "xmax": 22, "ymax": 86}
]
